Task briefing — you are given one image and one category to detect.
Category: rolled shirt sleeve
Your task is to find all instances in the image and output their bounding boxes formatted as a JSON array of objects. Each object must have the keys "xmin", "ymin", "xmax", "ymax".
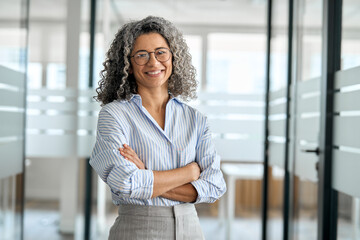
[
  {"xmin": 191, "ymin": 116, "xmax": 227, "ymax": 203},
  {"xmin": 90, "ymin": 108, "xmax": 154, "ymax": 200}
]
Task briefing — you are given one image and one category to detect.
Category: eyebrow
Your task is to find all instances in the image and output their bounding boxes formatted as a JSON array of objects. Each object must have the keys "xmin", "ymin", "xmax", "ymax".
[{"xmin": 133, "ymin": 47, "xmax": 169, "ymax": 54}]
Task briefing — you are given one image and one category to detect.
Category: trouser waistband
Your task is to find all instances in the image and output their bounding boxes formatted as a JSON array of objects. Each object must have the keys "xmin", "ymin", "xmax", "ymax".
[{"xmin": 117, "ymin": 204, "xmax": 197, "ymax": 217}]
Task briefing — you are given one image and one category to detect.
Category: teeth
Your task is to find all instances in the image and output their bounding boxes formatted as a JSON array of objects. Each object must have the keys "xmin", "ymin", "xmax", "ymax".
[{"xmin": 147, "ymin": 70, "xmax": 161, "ymax": 75}]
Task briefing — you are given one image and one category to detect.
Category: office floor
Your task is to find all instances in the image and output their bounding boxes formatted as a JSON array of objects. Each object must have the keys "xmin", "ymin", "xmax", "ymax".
[{"xmin": 24, "ymin": 201, "xmax": 73, "ymax": 240}]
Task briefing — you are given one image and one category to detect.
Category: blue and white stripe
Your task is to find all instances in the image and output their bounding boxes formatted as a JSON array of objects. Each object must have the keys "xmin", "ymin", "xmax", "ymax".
[{"xmin": 90, "ymin": 94, "xmax": 226, "ymax": 206}]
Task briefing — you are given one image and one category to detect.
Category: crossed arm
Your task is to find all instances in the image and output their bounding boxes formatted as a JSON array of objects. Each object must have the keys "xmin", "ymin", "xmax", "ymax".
[
  {"xmin": 91, "ymin": 109, "xmax": 226, "ymax": 203},
  {"xmin": 119, "ymin": 144, "xmax": 199, "ymax": 202}
]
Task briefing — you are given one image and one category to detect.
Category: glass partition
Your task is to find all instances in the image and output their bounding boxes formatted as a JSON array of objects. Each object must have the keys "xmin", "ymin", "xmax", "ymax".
[
  {"xmin": 292, "ymin": 177, "xmax": 318, "ymax": 239},
  {"xmin": 337, "ymin": 193, "xmax": 360, "ymax": 239},
  {"xmin": 333, "ymin": 64, "xmax": 360, "ymax": 240},
  {"xmin": 341, "ymin": 0, "xmax": 360, "ymax": 70},
  {"xmin": 0, "ymin": 0, "xmax": 28, "ymax": 239}
]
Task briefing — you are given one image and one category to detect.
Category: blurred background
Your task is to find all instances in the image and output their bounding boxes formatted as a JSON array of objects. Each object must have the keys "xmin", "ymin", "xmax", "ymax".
[{"xmin": 0, "ymin": 0, "xmax": 360, "ymax": 240}]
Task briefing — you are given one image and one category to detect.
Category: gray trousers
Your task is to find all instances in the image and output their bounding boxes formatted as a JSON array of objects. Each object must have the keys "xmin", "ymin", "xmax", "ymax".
[{"xmin": 108, "ymin": 204, "xmax": 205, "ymax": 240}]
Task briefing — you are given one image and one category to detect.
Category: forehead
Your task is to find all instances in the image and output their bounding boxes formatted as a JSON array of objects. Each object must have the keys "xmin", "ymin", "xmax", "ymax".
[{"xmin": 132, "ymin": 33, "xmax": 169, "ymax": 52}]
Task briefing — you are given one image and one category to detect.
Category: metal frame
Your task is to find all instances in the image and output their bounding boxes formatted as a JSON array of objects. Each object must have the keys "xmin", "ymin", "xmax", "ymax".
[
  {"xmin": 84, "ymin": 0, "xmax": 97, "ymax": 239},
  {"xmin": 261, "ymin": 0, "xmax": 272, "ymax": 239},
  {"xmin": 317, "ymin": 0, "xmax": 342, "ymax": 239},
  {"xmin": 264, "ymin": 0, "xmax": 293, "ymax": 238},
  {"xmin": 282, "ymin": 0, "xmax": 294, "ymax": 238},
  {"xmin": 19, "ymin": 0, "xmax": 30, "ymax": 239}
]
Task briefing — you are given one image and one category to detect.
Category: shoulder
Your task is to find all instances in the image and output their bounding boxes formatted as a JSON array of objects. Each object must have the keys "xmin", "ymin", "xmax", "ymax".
[
  {"xmin": 98, "ymin": 100, "xmax": 135, "ymax": 126},
  {"xmin": 173, "ymin": 98, "xmax": 207, "ymax": 122},
  {"xmin": 97, "ymin": 100, "xmax": 134, "ymax": 132},
  {"xmin": 100, "ymin": 100, "xmax": 130, "ymax": 116}
]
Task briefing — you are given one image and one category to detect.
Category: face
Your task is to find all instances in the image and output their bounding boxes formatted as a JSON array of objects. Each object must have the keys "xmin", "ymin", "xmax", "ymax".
[{"xmin": 129, "ymin": 33, "xmax": 173, "ymax": 92}]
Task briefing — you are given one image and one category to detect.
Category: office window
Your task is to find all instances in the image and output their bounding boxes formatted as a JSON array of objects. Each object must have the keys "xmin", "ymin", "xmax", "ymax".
[
  {"xmin": 46, "ymin": 63, "xmax": 66, "ymax": 89},
  {"xmin": 184, "ymin": 35, "xmax": 202, "ymax": 90},
  {"xmin": 27, "ymin": 62, "xmax": 42, "ymax": 89},
  {"xmin": 207, "ymin": 33, "xmax": 266, "ymax": 94},
  {"xmin": 79, "ymin": 32, "xmax": 106, "ymax": 89},
  {"xmin": 0, "ymin": 28, "xmax": 27, "ymax": 71}
]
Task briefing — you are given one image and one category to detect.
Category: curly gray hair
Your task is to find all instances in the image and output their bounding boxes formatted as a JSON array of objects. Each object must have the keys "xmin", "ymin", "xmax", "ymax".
[{"xmin": 95, "ymin": 16, "xmax": 198, "ymax": 105}]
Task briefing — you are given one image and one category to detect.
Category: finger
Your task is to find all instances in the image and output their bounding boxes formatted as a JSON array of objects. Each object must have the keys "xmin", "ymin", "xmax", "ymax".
[
  {"xmin": 123, "ymin": 144, "xmax": 131, "ymax": 149},
  {"xmin": 121, "ymin": 148, "xmax": 136, "ymax": 159},
  {"xmin": 119, "ymin": 149, "xmax": 132, "ymax": 160},
  {"xmin": 123, "ymin": 144, "xmax": 137, "ymax": 153},
  {"xmin": 125, "ymin": 148, "xmax": 140, "ymax": 159},
  {"xmin": 123, "ymin": 144, "xmax": 136, "ymax": 155}
]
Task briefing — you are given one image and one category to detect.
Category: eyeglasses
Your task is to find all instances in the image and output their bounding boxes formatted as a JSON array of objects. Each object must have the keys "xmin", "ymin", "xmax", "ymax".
[{"xmin": 130, "ymin": 48, "xmax": 172, "ymax": 66}]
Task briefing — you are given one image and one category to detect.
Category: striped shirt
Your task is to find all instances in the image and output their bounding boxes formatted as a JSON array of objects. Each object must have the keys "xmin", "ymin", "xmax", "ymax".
[{"xmin": 90, "ymin": 94, "xmax": 226, "ymax": 206}]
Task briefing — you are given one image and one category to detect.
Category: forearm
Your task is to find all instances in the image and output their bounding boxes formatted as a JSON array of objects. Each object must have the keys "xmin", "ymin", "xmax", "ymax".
[
  {"xmin": 161, "ymin": 183, "xmax": 198, "ymax": 203},
  {"xmin": 151, "ymin": 163, "xmax": 199, "ymax": 198},
  {"xmin": 119, "ymin": 144, "xmax": 200, "ymax": 199}
]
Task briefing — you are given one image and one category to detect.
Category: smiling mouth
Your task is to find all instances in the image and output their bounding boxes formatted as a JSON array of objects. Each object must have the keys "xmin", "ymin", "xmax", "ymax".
[{"xmin": 146, "ymin": 70, "xmax": 163, "ymax": 75}]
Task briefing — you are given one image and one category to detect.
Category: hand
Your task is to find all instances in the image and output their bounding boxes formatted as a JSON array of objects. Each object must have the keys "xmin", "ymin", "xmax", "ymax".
[
  {"xmin": 119, "ymin": 144, "xmax": 145, "ymax": 169},
  {"xmin": 186, "ymin": 162, "xmax": 200, "ymax": 182}
]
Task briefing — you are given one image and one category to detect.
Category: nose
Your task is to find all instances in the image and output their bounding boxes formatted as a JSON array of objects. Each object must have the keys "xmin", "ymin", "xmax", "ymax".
[{"xmin": 147, "ymin": 52, "xmax": 160, "ymax": 65}]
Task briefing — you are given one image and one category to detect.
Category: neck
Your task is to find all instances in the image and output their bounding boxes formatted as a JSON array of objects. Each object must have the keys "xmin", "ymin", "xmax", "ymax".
[{"xmin": 138, "ymin": 87, "xmax": 169, "ymax": 112}]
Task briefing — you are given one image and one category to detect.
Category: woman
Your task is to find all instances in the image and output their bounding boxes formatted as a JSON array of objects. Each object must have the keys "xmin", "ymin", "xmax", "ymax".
[{"xmin": 90, "ymin": 16, "xmax": 226, "ymax": 240}]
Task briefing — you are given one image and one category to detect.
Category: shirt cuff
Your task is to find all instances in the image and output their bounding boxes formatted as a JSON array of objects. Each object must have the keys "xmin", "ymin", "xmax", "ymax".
[
  {"xmin": 191, "ymin": 179, "xmax": 212, "ymax": 204},
  {"xmin": 130, "ymin": 169, "xmax": 154, "ymax": 199}
]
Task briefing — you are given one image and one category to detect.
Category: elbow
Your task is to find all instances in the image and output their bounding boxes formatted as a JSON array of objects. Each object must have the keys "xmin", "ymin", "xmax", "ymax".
[
  {"xmin": 200, "ymin": 183, "xmax": 227, "ymax": 204},
  {"xmin": 219, "ymin": 184, "xmax": 227, "ymax": 199},
  {"xmin": 211, "ymin": 181, "xmax": 227, "ymax": 202},
  {"xmin": 107, "ymin": 176, "xmax": 133, "ymax": 198},
  {"xmin": 214, "ymin": 184, "xmax": 227, "ymax": 202}
]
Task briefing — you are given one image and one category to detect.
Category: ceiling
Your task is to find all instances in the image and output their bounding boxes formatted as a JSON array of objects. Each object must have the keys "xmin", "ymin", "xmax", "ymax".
[
  {"xmin": 0, "ymin": 0, "xmax": 267, "ymax": 27},
  {"xmin": 110, "ymin": 0, "xmax": 267, "ymax": 27},
  {"xmin": 0, "ymin": 0, "xmax": 359, "ymax": 30}
]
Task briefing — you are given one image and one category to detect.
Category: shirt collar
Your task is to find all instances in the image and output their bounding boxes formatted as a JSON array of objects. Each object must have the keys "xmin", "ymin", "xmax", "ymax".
[
  {"xmin": 169, "ymin": 93, "xmax": 183, "ymax": 105},
  {"xmin": 129, "ymin": 93, "xmax": 183, "ymax": 107},
  {"xmin": 129, "ymin": 94, "xmax": 142, "ymax": 108}
]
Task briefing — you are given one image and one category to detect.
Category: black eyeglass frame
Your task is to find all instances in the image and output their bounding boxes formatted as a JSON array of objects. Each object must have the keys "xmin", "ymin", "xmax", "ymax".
[{"xmin": 130, "ymin": 47, "xmax": 172, "ymax": 66}]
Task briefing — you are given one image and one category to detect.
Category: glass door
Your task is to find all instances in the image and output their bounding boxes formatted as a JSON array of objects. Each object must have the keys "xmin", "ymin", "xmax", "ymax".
[
  {"xmin": 289, "ymin": 0, "xmax": 323, "ymax": 239},
  {"xmin": 267, "ymin": 0, "xmax": 289, "ymax": 239}
]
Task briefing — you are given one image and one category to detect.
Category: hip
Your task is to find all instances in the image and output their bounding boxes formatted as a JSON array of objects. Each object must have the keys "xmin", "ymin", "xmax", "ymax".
[{"xmin": 108, "ymin": 204, "xmax": 204, "ymax": 240}]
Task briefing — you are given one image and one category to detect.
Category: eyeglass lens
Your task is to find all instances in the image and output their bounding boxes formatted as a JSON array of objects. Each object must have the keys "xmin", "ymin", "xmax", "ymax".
[{"xmin": 133, "ymin": 48, "xmax": 171, "ymax": 65}]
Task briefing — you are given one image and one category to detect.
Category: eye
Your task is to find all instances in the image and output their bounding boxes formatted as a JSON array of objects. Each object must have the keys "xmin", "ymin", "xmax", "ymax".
[
  {"xmin": 156, "ymin": 49, "xmax": 168, "ymax": 55},
  {"xmin": 135, "ymin": 52, "xmax": 148, "ymax": 58}
]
